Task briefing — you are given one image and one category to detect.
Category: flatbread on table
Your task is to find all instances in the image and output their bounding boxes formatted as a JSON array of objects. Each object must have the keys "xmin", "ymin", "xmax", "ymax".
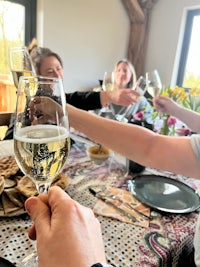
[
  {"xmin": 4, "ymin": 177, "xmax": 17, "ymax": 189},
  {"xmin": 0, "ymin": 176, "xmax": 5, "ymax": 195},
  {"xmin": 0, "ymin": 155, "xmax": 71, "ymax": 216},
  {"xmin": 4, "ymin": 187, "xmax": 26, "ymax": 208},
  {"xmin": 0, "ymin": 156, "xmax": 19, "ymax": 179},
  {"xmin": 51, "ymin": 173, "xmax": 70, "ymax": 189},
  {"xmin": 1, "ymin": 191, "xmax": 25, "ymax": 214},
  {"xmin": 16, "ymin": 176, "xmax": 38, "ymax": 198}
]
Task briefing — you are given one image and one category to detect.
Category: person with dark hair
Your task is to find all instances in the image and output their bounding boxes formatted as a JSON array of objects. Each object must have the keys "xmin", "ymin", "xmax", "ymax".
[
  {"xmin": 4, "ymin": 47, "xmax": 140, "ymax": 140},
  {"xmin": 28, "ymin": 44, "xmax": 138, "ymax": 111},
  {"xmin": 3, "ymin": 43, "xmax": 139, "ymax": 140}
]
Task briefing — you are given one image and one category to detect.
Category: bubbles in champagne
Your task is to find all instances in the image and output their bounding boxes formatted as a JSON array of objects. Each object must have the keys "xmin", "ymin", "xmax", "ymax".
[{"xmin": 14, "ymin": 125, "xmax": 70, "ymax": 186}]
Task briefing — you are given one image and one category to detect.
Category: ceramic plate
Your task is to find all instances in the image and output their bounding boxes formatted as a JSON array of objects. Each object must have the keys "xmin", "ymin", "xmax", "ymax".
[{"xmin": 128, "ymin": 174, "xmax": 200, "ymax": 213}]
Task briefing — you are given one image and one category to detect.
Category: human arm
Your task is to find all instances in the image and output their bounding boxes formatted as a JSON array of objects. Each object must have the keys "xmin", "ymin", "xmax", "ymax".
[
  {"xmin": 66, "ymin": 89, "xmax": 139, "ymax": 111},
  {"xmin": 67, "ymin": 104, "xmax": 200, "ymax": 179},
  {"xmin": 25, "ymin": 186, "xmax": 107, "ymax": 267},
  {"xmin": 100, "ymin": 89, "xmax": 139, "ymax": 107},
  {"xmin": 153, "ymin": 96, "xmax": 200, "ymax": 133}
]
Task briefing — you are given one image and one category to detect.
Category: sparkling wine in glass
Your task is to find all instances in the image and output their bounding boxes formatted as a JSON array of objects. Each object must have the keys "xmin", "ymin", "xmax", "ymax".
[
  {"xmin": 14, "ymin": 75, "xmax": 70, "ymax": 194},
  {"xmin": 145, "ymin": 69, "xmax": 162, "ymax": 97},
  {"xmin": 99, "ymin": 71, "xmax": 115, "ymax": 119},
  {"xmin": 102, "ymin": 71, "xmax": 115, "ymax": 92},
  {"xmin": 9, "ymin": 46, "xmax": 36, "ymax": 89}
]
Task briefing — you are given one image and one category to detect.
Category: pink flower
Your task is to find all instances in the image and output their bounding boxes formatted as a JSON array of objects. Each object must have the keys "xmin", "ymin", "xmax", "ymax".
[
  {"xmin": 167, "ymin": 117, "xmax": 176, "ymax": 126},
  {"xmin": 183, "ymin": 129, "xmax": 191, "ymax": 135},
  {"xmin": 134, "ymin": 111, "xmax": 144, "ymax": 120},
  {"xmin": 175, "ymin": 128, "xmax": 191, "ymax": 136}
]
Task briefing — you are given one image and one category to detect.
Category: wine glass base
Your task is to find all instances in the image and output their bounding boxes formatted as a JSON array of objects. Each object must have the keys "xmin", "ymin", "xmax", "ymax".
[{"xmin": 19, "ymin": 253, "xmax": 38, "ymax": 267}]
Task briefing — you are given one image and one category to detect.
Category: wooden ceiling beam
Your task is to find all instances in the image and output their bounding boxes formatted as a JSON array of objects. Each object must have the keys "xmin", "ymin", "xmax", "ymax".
[{"xmin": 121, "ymin": 0, "xmax": 145, "ymax": 23}]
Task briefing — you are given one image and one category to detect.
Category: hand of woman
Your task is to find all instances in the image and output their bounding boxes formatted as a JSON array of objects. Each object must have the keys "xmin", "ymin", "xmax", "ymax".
[
  {"xmin": 101, "ymin": 88, "xmax": 140, "ymax": 107},
  {"xmin": 25, "ymin": 186, "xmax": 107, "ymax": 267},
  {"xmin": 28, "ymin": 96, "xmax": 64, "ymax": 125},
  {"xmin": 153, "ymin": 95, "xmax": 178, "ymax": 115}
]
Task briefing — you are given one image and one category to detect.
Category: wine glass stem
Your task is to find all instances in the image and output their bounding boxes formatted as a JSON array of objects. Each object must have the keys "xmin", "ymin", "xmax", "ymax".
[{"xmin": 36, "ymin": 183, "xmax": 50, "ymax": 194}]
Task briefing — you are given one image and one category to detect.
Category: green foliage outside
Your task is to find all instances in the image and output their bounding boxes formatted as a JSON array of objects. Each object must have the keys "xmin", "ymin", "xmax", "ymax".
[
  {"xmin": 0, "ymin": 39, "xmax": 22, "ymax": 75},
  {"xmin": 184, "ymin": 72, "xmax": 200, "ymax": 89},
  {"xmin": 0, "ymin": 0, "xmax": 23, "ymax": 77}
]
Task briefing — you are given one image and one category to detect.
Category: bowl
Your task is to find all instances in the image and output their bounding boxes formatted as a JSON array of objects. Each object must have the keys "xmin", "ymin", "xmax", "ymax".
[{"xmin": 87, "ymin": 145, "xmax": 110, "ymax": 165}]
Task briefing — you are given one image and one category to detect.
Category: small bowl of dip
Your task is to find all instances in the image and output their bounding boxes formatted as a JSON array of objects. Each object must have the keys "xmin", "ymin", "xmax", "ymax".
[{"xmin": 87, "ymin": 145, "xmax": 110, "ymax": 165}]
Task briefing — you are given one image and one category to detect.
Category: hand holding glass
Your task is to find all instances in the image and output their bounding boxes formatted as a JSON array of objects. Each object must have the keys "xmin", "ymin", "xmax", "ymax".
[
  {"xmin": 14, "ymin": 76, "xmax": 70, "ymax": 194},
  {"xmin": 102, "ymin": 71, "xmax": 115, "ymax": 92},
  {"xmin": 99, "ymin": 71, "xmax": 115, "ymax": 117},
  {"xmin": 145, "ymin": 70, "xmax": 162, "ymax": 97}
]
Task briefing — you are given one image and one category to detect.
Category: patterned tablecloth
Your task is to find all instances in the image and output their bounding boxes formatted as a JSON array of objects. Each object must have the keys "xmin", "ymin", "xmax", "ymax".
[{"xmin": 0, "ymin": 140, "xmax": 200, "ymax": 267}]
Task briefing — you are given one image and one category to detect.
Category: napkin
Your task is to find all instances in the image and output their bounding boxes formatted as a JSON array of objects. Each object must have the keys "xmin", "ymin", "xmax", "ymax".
[{"xmin": 93, "ymin": 187, "xmax": 150, "ymax": 228}]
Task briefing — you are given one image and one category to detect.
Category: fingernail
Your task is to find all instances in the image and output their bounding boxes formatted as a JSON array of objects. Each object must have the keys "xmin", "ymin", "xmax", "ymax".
[{"xmin": 25, "ymin": 197, "xmax": 37, "ymax": 214}]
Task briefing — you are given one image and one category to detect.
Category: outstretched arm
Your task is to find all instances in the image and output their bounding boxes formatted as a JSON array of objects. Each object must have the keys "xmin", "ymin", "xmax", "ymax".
[
  {"xmin": 67, "ymin": 104, "xmax": 200, "ymax": 179},
  {"xmin": 100, "ymin": 89, "xmax": 139, "ymax": 107},
  {"xmin": 153, "ymin": 96, "xmax": 200, "ymax": 133},
  {"xmin": 66, "ymin": 89, "xmax": 139, "ymax": 111}
]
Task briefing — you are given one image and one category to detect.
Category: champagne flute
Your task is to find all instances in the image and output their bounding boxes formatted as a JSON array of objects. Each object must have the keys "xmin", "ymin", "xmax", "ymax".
[
  {"xmin": 14, "ymin": 75, "xmax": 70, "ymax": 194},
  {"xmin": 134, "ymin": 76, "xmax": 147, "ymax": 95},
  {"xmin": 115, "ymin": 76, "xmax": 146, "ymax": 122},
  {"xmin": 145, "ymin": 69, "xmax": 162, "ymax": 98},
  {"xmin": 102, "ymin": 71, "xmax": 115, "ymax": 92},
  {"xmin": 99, "ymin": 71, "xmax": 115, "ymax": 119},
  {"xmin": 9, "ymin": 46, "xmax": 36, "ymax": 89},
  {"xmin": 146, "ymin": 70, "xmax": 162, "ymax": 122}
]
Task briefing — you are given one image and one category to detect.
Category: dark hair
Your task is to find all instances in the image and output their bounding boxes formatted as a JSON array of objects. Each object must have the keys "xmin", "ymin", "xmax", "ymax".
[
  {"xmin": 114, "ymin": 59, "xmax": 136, "ymax": 88},
  {"xmin": 27, "ymin": 39, "xmax": 63, "ymax": 75}
]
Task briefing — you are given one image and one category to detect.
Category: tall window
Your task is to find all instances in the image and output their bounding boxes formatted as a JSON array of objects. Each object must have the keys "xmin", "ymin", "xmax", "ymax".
[
  {"xmin": 176, "ymin": 8, "xmax": 200, "ymax": 88},
  {"xmin": 0, "ymin": 0, "xmax": 36, "ymax": 76},
  {"xmin": 0, "ymin": 0, "xmax": 36, "ymax": 112}
]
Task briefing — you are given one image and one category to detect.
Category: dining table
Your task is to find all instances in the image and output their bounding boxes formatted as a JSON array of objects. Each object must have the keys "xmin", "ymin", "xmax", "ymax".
[{"xmin": 0, "ymin": 137, "xmax": 200, "ymax": 267}]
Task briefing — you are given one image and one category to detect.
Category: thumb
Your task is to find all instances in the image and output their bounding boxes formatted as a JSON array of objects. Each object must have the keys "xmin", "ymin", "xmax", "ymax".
[{"xmin": 25, "ymin": 197, "xmax": 51, "ymax": 236}]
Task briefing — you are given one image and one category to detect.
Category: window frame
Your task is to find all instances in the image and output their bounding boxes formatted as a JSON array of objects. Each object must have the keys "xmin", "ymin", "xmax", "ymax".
[
  {"xmin": 8, "ymin": 0, "xmax": 37, "ymax": 45},
  {"xmin": 176, "ymin": 8, "xmax": 200, "ymax": 87}
]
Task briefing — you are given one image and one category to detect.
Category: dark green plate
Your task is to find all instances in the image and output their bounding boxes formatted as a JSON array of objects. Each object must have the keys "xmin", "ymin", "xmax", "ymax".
[{"xmin": 128, "ymin": 174, "xmax": 200, "ymax": 213}]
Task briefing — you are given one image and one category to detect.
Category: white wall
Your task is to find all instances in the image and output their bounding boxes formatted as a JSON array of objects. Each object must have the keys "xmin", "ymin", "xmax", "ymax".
[
  {"xmin": 37, "ymin": 0, "xmax": 130, "ymax": 93},
  {"xmin": 37, "ymin": 0, "xmax": 200, "ymax": 92},
  {"xmin": 145, "ymin": 0, "xmax": 200, "ymax": 87}
]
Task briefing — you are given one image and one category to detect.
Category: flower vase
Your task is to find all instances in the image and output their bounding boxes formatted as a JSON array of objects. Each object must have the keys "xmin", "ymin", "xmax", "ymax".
[
  {"xmin": 159, "ymin": 115, "xmax": 176, "ymax": 136},
  {"xmin": 159, "ymin": 116, "xmax": 170, "ymax": 135}
]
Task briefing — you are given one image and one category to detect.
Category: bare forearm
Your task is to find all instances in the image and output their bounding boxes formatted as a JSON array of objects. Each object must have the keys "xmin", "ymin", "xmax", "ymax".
[
  {"xmin": 67, "ymin": 105, "xmax": 200, "ymax": 178},
  {"xmin": 171, "ymin": 105, "xmax": 200, "ymax": 133},
  {"xmin": 68, "ymin": 104, "xmax": 153, "ymax": 160}
]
